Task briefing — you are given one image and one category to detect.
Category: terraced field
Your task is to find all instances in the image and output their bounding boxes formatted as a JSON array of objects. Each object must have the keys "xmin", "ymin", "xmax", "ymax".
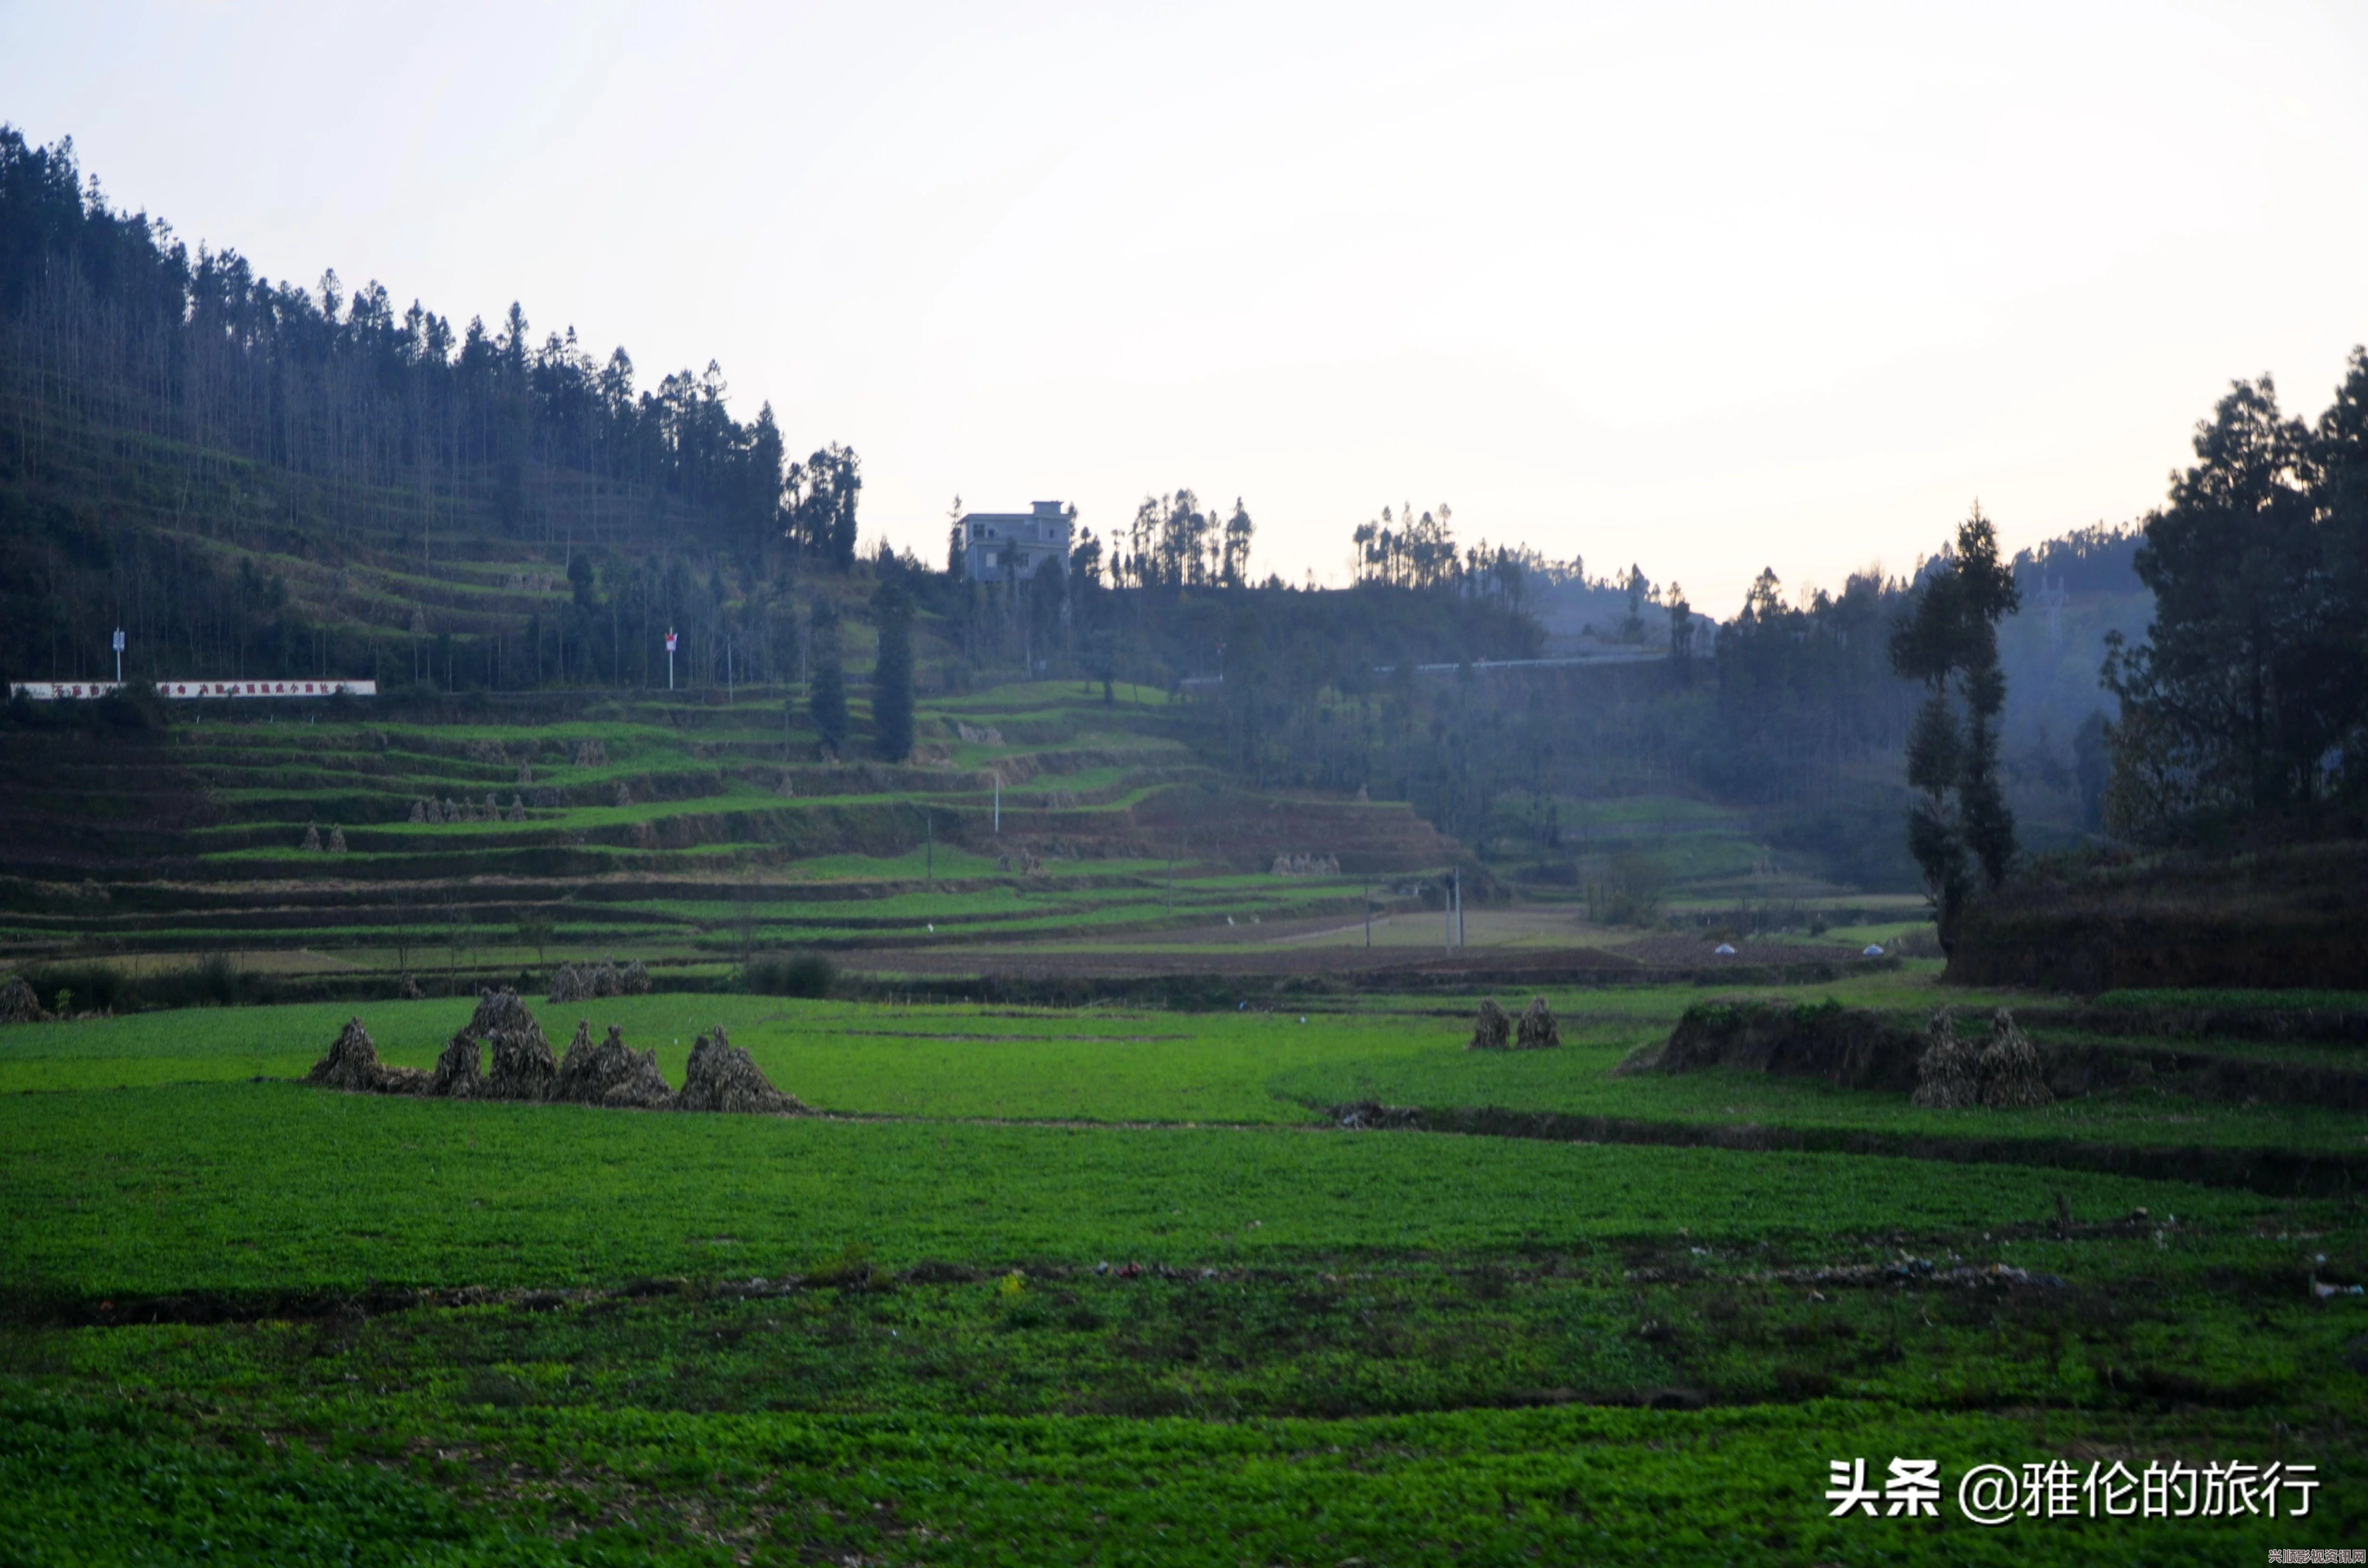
[
  {"xmin": 0, "ymin": 682, "xmax": 1461, "ymax": 986},
  {"xmin": 2, "ymin": 976, "xmax": 2362, "ymax": 1561}
]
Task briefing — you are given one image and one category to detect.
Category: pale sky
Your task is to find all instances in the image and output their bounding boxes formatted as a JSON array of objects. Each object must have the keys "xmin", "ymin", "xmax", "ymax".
[{"xmin": 7, "ymin": 0, "xmax": 2366, "ymax": 610}]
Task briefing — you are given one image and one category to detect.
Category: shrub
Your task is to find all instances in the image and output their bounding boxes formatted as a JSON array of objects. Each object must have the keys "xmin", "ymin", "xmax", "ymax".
[
  {"xmin": 807, "ymin": 1241, "xmax": 890, "ymax": 1291},
  {"xmin": 1585, "ymin": 850, "xmax": 1666, "ymax": 926},
  {"xmin": 189, "ymin": 952, "xmax": 240, "ymax": 1007},
  {"xmin": 26, "ymin": 960, "xmax": 128, "ymax": 1016},
  {"xmin": 743, "ymin": 952, "xmax": 834, "ymax": 998},
  {"xmin": 132, "ymin": 954, "xmax": 269, "ymax": 1010}
]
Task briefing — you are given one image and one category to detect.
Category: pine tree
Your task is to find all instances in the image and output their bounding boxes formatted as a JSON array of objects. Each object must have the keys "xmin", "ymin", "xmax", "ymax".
[
  {"xmin": 2104, "ymin": 373, "xmax": 2360, "ymax": 826},
  {"xmin": 1889, "ymin": 506, "xmax": 2020, "ymax": 946}
]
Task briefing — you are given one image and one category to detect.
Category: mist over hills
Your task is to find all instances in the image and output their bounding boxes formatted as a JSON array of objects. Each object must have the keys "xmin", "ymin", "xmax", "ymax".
[{"xmin": 0, "ymin": 122, "xmax": 2171, "ymax": 892}]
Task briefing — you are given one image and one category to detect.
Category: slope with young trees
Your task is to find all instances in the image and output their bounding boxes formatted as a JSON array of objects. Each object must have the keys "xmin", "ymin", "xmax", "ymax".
[{"xmin": 0, "ymin": 125, "xmax": 860, "ymax": 696}]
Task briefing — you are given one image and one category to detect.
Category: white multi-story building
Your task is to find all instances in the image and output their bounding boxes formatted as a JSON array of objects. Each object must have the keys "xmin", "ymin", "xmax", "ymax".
[{"xmin": 961, "ymin": 501, "xmax": 1072, "ymax": 582}]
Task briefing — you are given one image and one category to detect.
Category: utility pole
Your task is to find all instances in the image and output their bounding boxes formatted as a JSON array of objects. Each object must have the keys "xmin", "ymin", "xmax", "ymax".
[
  {"xmin": 993, "ymin": 772, "xmax": 1000, "ymax": 834},
  {"xmin": 1365, "ymin": 883, "xmax": 1372, "ymax": 948},
  {"xmin": 666, "ymin": 628, "xmax": 677, "ymax": 691},
  {"xmin": 111, "ymin": 627, "xmax": 123, "ymax": 685}
]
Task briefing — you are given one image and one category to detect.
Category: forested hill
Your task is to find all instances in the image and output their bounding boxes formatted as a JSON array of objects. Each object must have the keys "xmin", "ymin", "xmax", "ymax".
[
  {"xmin": 0, "ymin": 125, "xmax": 856, "ymax": 689},
  {"xmin": 4, "ymin": 123, "xmax": 2215, "ymax": 896}
]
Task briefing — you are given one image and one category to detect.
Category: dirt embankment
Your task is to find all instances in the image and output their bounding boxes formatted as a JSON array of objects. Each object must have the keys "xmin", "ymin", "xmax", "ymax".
[
  {"xmin": 1945, "ymin": 841, "xmax": 2368, "ymax": 992},
  {"xmin": 1617, "ymin": 997, "xmax": 2368, "ymax": 1113},
  {"xmin": 1620, "ymin": 999, "xmax": 1928, "ymax": 1092},
  {"xmin": 840, "ymin": 942, "xmax": 1895, "ymax": 995}
]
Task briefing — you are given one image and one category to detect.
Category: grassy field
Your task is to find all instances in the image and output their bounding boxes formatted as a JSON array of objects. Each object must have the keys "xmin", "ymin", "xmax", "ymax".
[
  {"xmin": 8, "ymin": 979, "xmax": 2353, "ymax": 1155},
  {"xmin": 2, "ymin": 973, "xmax": 2364, "ymax": 1562}
]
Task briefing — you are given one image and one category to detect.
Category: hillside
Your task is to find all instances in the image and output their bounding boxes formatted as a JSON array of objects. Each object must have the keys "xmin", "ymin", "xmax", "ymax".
[
  {"xmin": 0, "ymin": 680, "xmax": 1468, "ymax": 991},
  {"xmin": 37, "ymin": 122, "xmax": 2323, "ymax": 945}
]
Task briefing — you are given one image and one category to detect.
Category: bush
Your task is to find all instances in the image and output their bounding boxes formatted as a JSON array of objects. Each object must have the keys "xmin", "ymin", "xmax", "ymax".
[
  {"xmin": 138, "ymin": 953, "xmax": 257, "ymax": 1009},
  {"xmin": 743, "ymin": 952, "xmax": 834, "ymax": 998},
  {"xmin": 1585, "ymin": 850, "xmax": 1666, "ymax": 926},
  {"xmin": 26, "ymin": 960, "xmax": 133, "ymax": 1016},
  {"xmin": 807, "ymin": 1240, "xmax": 890, "ymax": 1291},
  {"xmin": 24, "ymin": 954, "xmax": 281, "ymax": 1014}
]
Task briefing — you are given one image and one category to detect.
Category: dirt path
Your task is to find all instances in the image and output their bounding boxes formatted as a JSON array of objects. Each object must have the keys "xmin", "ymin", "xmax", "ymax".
[{"xmin": 835, "ymin": 943, "xmax": 1643, "ymax": 980}]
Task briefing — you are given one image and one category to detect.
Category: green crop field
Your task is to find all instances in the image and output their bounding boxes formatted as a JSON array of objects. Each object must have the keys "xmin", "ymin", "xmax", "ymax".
[
  {"xmin": 3, "ymin": 974, "xmax": 2365, "ymax": 1563},
  {"xmin": 0, "ymin": 676, "xmax": 1450, "ymax": 997}
]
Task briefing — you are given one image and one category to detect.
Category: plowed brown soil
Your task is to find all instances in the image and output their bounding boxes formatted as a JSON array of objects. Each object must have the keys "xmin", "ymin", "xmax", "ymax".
[{"xmin": 837, "ymin": 943, "xmax": 1640, "ymax": 980}]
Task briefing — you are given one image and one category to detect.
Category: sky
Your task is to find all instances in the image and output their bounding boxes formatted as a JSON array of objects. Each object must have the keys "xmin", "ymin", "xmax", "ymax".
[{"xmin": 6, "ymin": 0, "xmax": 2367, "ymax": 610}]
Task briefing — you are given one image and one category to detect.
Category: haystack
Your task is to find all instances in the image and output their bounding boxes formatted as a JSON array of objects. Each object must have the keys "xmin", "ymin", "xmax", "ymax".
[
  {"xmin": 301, "ymin": 823, "xmax": 322, "ymax": 852},
  {"xmin": 327, "ymin": 826, "xmax": 348, "ymax": 853},
  {"xmin": 466, "ymin": 987, "xmax": 536, "ymax": 1040},
  {"xmin": 614, "ymin": 782, "xmax": 633, "ymax": 808},
  {"xmin": 1909, "ymin": 1009, "xmax": 1981, "ymax": 1109},
  {"xmin": 1976, "ymin": 1008, "xmax": 2054, "ymax": 1109},
  {"xmin": 424, "ymin": 1030, "xmax": 485, "ymax": 1098},
  {"xmin": 1515, "ymin": 996, "xmax": 1561, "ymax": 1050},
  {"xmin": 548, "ymin": 962, "xmax": 630, "ymax": 1004},
  {"xmin": 551, "ymin": 1023, "xmax": 674, "ymax": 1109},
  {"xmin": 677, "ymin": 1025, "xmax": 805, "ymax": 1114},
  {"xmin": 305, "ymin": 1017, "xmax": 425, "ymax": 1093},
  {"xmin": 0, "ymin": 975, "xmax": 53, "ymax": 1024},
  {"xmin": 1468, "ymin": 998, "xmax": 1513, "ymax": 1051},
  {"xmin": 484, "ymin": 1017, "xmax": 558, "ymax": 1100},
  {"xmin": 306, "ymin": 1017, "xmax": 382, "ymax": 1089},
  {"xmin": 505, "ymin": 795, "xmax": 526, "ymax": 822},
  {"xmin": 397, "ymin": 973, "xmax": 425, "ymax": 1000},
  {"xmin": 407, "ymin": 799, "xmax": 427, "ymax": 825}
]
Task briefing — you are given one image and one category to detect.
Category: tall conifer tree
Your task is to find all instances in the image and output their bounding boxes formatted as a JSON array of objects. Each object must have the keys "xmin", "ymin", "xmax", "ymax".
[{"xmin": 1889, "ymin": 507, "xmax": 2020, "ymax": 946}]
